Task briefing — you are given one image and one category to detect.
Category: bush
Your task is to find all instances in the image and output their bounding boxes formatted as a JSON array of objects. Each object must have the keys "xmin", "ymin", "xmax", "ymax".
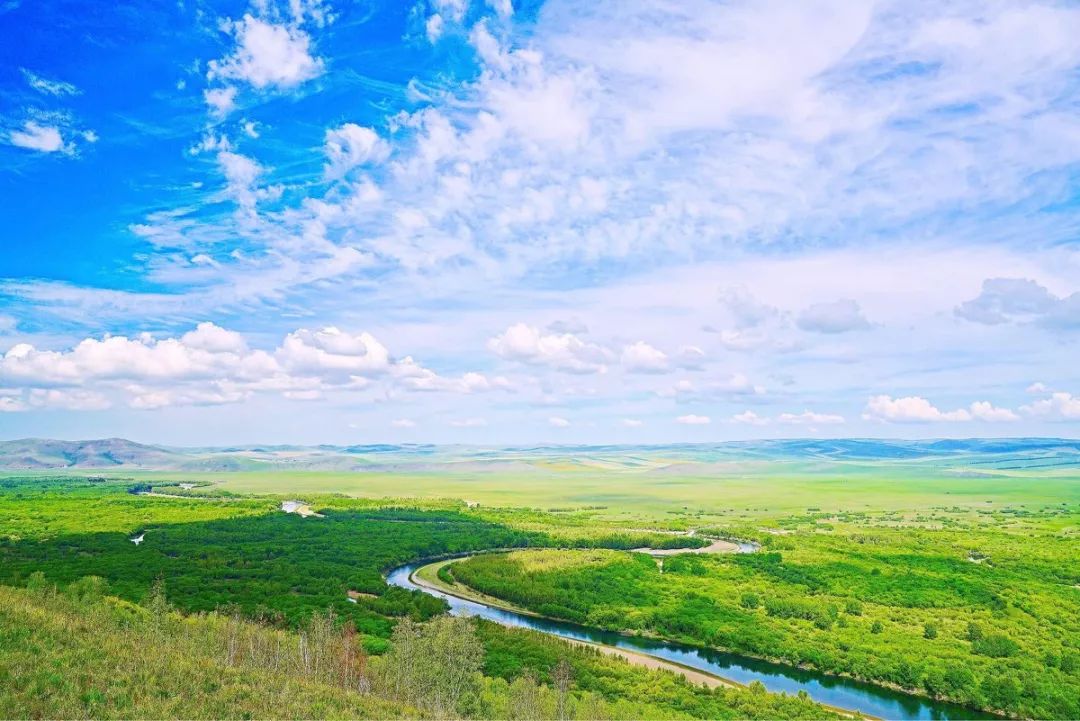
[
  {"xmin": 740, "ymin": 592, "xmax": 760, "ymax": 610},
  {"xmin": 972, "ymin": 633, "xmax": 1019, "ymax": 658}
]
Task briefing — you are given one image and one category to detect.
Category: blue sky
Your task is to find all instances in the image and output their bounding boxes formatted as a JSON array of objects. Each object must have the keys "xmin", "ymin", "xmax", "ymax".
[{"xmin": 2, "ymin": 0, "xmax": 1080, "ymax": 445}]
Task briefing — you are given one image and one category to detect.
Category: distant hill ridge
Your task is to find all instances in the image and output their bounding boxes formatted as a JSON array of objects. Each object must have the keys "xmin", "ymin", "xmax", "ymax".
[{"xmin": 0, "ymin": 436, "xmax": 1077, "ymax": 471}]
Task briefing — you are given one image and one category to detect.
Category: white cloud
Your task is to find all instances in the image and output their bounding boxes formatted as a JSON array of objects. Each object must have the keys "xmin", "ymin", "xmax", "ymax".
[
  {"xmin": 731, "ymin": 410, "xmax": 767, "ymax": 425},
  {"xmin": 425, "ymin": 13, "xmax": 444, "ymax": 42},
  {"xmin": 205, "ymin": 86, "xmax": 238, "ymax": 117},
  {"xmin": 676, "ymin": 414, "xmax": 710, "ymax": 425},
  {"xmin": 1021, "ymin": 392, "xmax": 1080, "ymax": 421},
  {"xmin": 861, "ymin": 397, "xmax": 1016, "ymax": 424},
  {"xmin": 324, "ymin": 123, "xmax": 389, "ymax": 178},
  {"xmin": 620, "ymin": 418, "xmax": 643, "ymax": 427},
  {"xmin": 0, "ymin": 323, "xmax": 497, "ymax": 411},
  {"xmin": 182, "ymin": 322, "xmax": 249, "ymax": 353},
  {"xmin": 797, "ymin": 299, "xmax": 870, "ymax": 334},
  {"xmin": 1027, "ymin": 382, "xmax": 1049, "ymax": 394},
  {"xmin": 8, "ymin": 122, "xmax": 71, "ymax": 154},
  {"xmin": 28, "ymin": 388, "xmax": 110, "ymax": 411},
  {"xmin": 548, "ymin": 416, "xmax": 570, "ymax": 427},
  {"xmin": 21, "ymin": 69, "xmax": 80, "ymax": 96},
  {"xmin": 955, "ymin": 278, "xmax": 1079, "ymax": 328},
  {"xmin": 488, "ymin": 323, "xmax": 610, "ymax": 374},
  {"xmin": 968, "ymin": 401, "xmax": 1019, "ymax": 423},
  {"xmin": 0, "ymin": 394, "xmax": 28, "ymax": 413},
  {"xmin": 208, "ymin": 14, "xmax": 323, "ymax": 90},
  {"xmin": 863, "ymin": 395, "xmax": 972, "ymax": 423},
  {"xmin": 395, "ymin": 362, "xmax": 509, "ymax": 394},
  {"xmin": 391, "ymin": 418, "xmax": 416, "ymax": 428},
  {"xmin": 277, "ymin": 326, "xmax": 391, "ymax": 378},
  {"xmin": 217, "ymin": 151, "xmax": 282, "ymax": 209},
  {"xmin": 777, "ymin": 410, "xmax": 845, "ymax": 425},
  {"xmin": 621, "ymin": 341, "xmax": 669, "ymax": 374}
]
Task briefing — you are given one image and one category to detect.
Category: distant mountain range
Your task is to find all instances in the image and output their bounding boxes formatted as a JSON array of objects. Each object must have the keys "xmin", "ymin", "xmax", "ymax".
[{"xmin": 0, "ymin": 436, "xmax": 1078, "ymax": 472}]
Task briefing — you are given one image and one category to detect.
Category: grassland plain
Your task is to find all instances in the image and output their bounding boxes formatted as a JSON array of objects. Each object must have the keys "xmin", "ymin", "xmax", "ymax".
[{"xmin": 14, "ymin": 458, "xmax": 1080, "ymax": 520}]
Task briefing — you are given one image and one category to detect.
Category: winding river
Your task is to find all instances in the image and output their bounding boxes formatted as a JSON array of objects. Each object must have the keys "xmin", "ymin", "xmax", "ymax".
[{"xmin": 387, "ymin": 554, "xmax": 999, "ymax": 721}]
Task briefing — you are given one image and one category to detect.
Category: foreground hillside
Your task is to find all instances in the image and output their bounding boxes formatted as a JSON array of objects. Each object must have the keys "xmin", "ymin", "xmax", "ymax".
[
  {"xmin": 0, "ymin": 580, "xmax": 838, "ymax": 720},
  {"xmin": 0, "ymin": 582, "xmax": 413, "ymax": 719}
]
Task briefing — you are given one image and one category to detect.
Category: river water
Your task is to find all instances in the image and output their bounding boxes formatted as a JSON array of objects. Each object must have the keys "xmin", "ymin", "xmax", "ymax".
[{"xmin": 387, "ymin": 560, "xmax": 998, "ymax": 721}]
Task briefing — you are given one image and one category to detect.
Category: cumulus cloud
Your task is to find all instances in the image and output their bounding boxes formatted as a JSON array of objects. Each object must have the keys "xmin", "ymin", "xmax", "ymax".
[
  {"xmin": 205, "ymin": 86, "xmax": 238, "ymax": 117},
  {"xmin": 0, "ymin": 323, "xmax": 497, "ymax": 411},
  {"xmin": 548, "ymin": 416, "xmax": 570, "ymax": 427},
  {"xmin": 324, "ymin": 123, "xmax": 389, "ymax": 178},
  {"xmin": 208, "ymin": 14, "xmax": 323, "ymax": 90},
  {"xmin": 797, "ymin": 299, "xmax": 870, "ymax": 334},
  {"xmin": 968, "ymin": 401, "xmax": 1020, "ymax": 422},
  {"xmin": 1021, "ymin": 392, "xmax": 1080, "ymax": 421},
  {"xmin": 863, "ymin": 395, "xmax": 971, "ymax": 423},
  {"xmin": 676, "ymin": 414, "xmax": 710, "ymax": 425},
  {"xmin": 488, "ymin": 323, "xmax": 610, "ymax": 374},
  {"xmin": 731, "ymin": 410, "xmax": 768, "ymax": 425},
  {"xmin": 395, "ymin": 361, "xmax": 510, "ymax": 394},
  {"xmin": 955, "ymin": 278, "xmax": 1080, "ymax": 328},
  {"xmin": 621, "ymin": 341, "xmax": 669, "ymax": 373},
  {"xmin": 864, "ymin": 395, "xmax": 1018, "ymax": 423}
]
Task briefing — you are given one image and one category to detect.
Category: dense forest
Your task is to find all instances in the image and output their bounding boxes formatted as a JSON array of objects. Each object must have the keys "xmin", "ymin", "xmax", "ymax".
[
  {"xmin": 0, "ymin": 476, "xmax": 697, "ymax": 651},
  {"xmin": 450, "ymin": 507, "xmax": 1080, "ymax": 720}
]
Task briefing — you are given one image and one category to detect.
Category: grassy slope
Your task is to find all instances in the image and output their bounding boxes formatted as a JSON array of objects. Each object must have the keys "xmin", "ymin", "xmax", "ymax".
[
  {"xmin": 0, "ymin": 582, "xmax": 842, "ymax": 721},
  {"xmin": 0, "ymin": 585, "xmax": 412, "ymax": 720}
]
